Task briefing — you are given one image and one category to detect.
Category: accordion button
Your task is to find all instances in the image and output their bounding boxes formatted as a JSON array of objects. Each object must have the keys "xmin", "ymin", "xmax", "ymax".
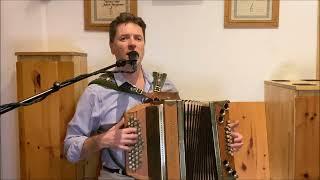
[
  {"xmin": 223, "ymin": 160, "xmax": 230, "ymax": 167},
  {"xmin": 219, "ymin": 109, "xmax": 225, "ymax": 115},
  {"xmin": 224, "ymin": 102, "xmax": 229, "ymax": 110},
  {"xmin": 226, "ymin": 146, "xmax": 232, "ymax": 151},
  {"xmin": 232, "ymin": 170, "xmax": 237, "ymax": 176},
  {"xmin": 218, "ymin": 116, "xmax": 224, "ymax": 123},
  {"xmin": 228, "ymin": 151, "xmax": 234, "ymax": 156}
]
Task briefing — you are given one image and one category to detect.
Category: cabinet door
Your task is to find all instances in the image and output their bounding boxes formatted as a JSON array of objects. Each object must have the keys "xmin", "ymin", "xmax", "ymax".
[{"xmin": 294, "ymin": 96, "xmax": 319, "ymax": 179}]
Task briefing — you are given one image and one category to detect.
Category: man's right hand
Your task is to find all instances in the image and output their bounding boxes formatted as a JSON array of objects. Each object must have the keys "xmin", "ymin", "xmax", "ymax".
[{"xmin": 97, "ymin": 118, "xmax": 138, "ymax": 151}]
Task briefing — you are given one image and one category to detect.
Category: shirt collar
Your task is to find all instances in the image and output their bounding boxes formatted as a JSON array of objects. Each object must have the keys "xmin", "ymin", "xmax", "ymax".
[{"xmin": 113, "ymin": 66, "xmax": 153, "ymax": 92}]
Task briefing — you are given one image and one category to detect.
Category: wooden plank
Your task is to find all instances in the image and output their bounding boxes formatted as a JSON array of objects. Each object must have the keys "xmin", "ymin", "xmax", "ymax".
[
  {"xmin": 294, "ymin": 96, "xmax": 320, "ymax": 179},
  {"xmin": 264, "ymin": 84, "xmax": 296, "ymax": 179},
  {"xmin": 164, "ymin": 101, "xmax": 180, "ymax": 179},
  {"xmin": 16, "ymin": 53, "xmax": 88, "ymax": 180},
  {"xmin": 229, "ymin": 102, "xmax": 270, "ymax": 180},
  {"xmin": 265, "ymin": 80, "xmax": 320, "ymax": 91},
  {"xmin": 17, "ymin": 59, "xmax": 61, "ymax": 179},
  {"xmin": 15, "ymin": 52, "xmax": 87, "ymax": 56},
  {"xmin": 317, "ymin": 0, "xmax": 319, "ymax": 80},
  {"xmin": 58, "ymin": 55, "xmax": 89, "ymax": 179}
]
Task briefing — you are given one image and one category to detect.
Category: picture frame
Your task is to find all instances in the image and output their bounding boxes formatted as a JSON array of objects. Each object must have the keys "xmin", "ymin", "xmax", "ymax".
[
  {"xmin": 224, "ymin": 0, "xmax": 279, "ymax": 28},
  {"xmin": 84, "ymin": 0, "xmax": 137, "ymax": 31}
]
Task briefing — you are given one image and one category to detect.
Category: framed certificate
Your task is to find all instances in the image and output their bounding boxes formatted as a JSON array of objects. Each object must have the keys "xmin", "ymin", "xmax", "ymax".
[
  {"xmin": 84, "ymin": 0, "xmax": 137, "ymax": 31},
  {"xmin": 224, "ymin": 0, "xmax": 279, "ymax": 28}
]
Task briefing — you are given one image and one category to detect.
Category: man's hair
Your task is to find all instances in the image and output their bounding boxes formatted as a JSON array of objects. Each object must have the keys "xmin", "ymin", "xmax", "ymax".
[{"xmin": 109, "ymin": 12, "xmax": 146, "ymax": 43}]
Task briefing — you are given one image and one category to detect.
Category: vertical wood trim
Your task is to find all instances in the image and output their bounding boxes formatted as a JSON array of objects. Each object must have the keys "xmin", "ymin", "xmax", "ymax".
[{"xmin": 317, "ymin": 1, "xmax": 320, "ymax": 79}]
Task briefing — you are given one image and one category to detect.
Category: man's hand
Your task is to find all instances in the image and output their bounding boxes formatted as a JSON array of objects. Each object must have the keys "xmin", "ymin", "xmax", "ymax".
[
  {"xmin": 97, "ymin": 118, "xmax": 138, "ymax": 151},
  {"xmin": 229, "ymin": 121, "xmax": 243, "ymax": 152}
]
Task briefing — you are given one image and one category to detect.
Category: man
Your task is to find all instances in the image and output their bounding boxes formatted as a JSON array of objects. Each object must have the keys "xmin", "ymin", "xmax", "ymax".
[{"xmin": 64, "ymin": 13, "xmax": 243, "ymax": 179}]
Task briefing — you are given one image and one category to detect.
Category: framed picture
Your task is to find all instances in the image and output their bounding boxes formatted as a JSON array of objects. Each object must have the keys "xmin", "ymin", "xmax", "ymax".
[
  {"xmin": 84, "ymin": 0, "xmax": 137, "ymax": 31},
  {"xmin": 224, "ymin": 0, "xmax": 279, "ymax": 28}
]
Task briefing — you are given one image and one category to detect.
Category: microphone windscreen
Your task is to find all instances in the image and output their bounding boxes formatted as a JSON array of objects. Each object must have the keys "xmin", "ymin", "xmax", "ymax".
[
  {"xmin": 127, "ymin": 51, "xmax": 139, "ymax": 72},
  {"xmin": 127, "ymin": 51, "xmax": 139, "ymax": 60}
]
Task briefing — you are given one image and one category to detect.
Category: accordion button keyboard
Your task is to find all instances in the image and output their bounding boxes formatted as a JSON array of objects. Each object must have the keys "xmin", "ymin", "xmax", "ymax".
[{"xmin": 127, "ymin": 116, "xmax": 144, "ymax": 172}]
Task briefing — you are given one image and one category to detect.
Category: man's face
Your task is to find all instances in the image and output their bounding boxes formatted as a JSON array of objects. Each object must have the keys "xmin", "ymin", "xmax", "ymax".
[{"xmin": 110, "ymin": 22, "xmax": 145, "ymax": 65}]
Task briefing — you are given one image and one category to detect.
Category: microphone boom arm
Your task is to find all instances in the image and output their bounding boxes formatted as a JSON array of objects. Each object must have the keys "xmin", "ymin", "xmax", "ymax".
[{"xmin": 0, "ymin": 59, "xmax": 134, "ymax": 115}]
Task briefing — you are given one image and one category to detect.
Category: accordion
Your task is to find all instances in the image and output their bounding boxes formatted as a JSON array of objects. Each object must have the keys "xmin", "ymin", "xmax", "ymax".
[{"xmin": 123, "ymin": 96, "xmax": 238, "ymax": 180}]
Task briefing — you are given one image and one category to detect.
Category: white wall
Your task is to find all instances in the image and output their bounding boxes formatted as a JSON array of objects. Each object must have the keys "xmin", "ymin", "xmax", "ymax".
[
  {"xmin": 1, "ymin": 0, "xmax": 318, "ymax": 178},
  {"xmin": 1, "ymin": 1, "xmax": 49, "ymax": 179},
  {"xmin": 45, "ymin": 0, "xmax": 318, "ymax": 101}
]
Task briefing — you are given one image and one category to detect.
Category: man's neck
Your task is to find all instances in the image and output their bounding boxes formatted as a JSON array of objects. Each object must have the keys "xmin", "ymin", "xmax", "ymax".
[{"xmin": 122, "ymin": 66, "xmax": 145, "ymax": 89}]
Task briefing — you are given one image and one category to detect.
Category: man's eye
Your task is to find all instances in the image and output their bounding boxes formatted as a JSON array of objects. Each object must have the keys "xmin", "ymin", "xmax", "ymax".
[
  {"xmin": 136, "ymin": 36, "xmax": 143, "ymax": 41},
  {"xmin": 119, "ymin": 37, "xmax": 127, "ymax": 41}
]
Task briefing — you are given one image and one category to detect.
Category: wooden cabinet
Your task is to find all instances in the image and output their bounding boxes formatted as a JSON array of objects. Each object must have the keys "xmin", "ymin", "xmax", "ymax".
[
  {"xmin": 16, "ymin": 52, "xmax": 88, "ymax": 179},
  {"xmin": 265, "ymin": 80, "xmax": 319, "ymax": 179}
]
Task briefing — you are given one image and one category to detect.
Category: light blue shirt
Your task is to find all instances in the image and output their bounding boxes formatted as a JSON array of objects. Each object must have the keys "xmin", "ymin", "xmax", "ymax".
[{"xmin": 64, "ymin": 69, "xmax": 177, "ymax": 169}]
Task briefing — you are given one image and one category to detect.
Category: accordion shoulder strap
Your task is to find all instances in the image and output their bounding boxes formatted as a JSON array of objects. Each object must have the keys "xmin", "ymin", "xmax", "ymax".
[
  {"xmin": 88, "ymin": 71, "xmax": 118, "ymax": 91},
  {"xmin": 152, "ymin": 71, "xmax": 167, "ymax": 92},
  {"xmin": 89, "ymin": 71, "xmax": 167, "ymax": 93}
]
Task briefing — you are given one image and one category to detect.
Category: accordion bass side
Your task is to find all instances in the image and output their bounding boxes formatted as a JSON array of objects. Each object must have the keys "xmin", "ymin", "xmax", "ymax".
[{"xmin": 124, "ymin": 100, "xmax": 238, "ymax": 180}]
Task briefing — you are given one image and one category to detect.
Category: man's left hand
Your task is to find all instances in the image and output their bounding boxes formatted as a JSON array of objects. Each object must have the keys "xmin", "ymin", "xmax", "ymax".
[{"xmin": 229, "ymin": 121, "xmax": 243, "ymax": 152}]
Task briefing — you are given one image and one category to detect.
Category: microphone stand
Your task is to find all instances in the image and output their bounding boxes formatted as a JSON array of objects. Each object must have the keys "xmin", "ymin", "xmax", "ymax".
[{"xmin": 0, "ymin": 59, "xmax": 135, "ymax": 115}]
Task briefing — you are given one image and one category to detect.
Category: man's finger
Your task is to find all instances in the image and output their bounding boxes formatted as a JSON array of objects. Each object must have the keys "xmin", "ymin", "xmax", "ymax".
[
  {"xmin": 231, "ymin": 132, "xmax": 243, "ymax": 142},
  {"xmin": 229, "ymin": 120, "xmax": 240, "ymax": 129},
  {"xmin": 121, "ymin": 139, "xmax": 137, "ymax": 145},
  {"xmin": 122, "ymin": 127, "xmax": 137, "ymax": 134},
  {"xmin": 229, "ymin": 142, "xmax": 243, "ymax": 149},
  {"xmin": 118, "ymin": 145, "xmax": 131, "ymax": 151},
  {"xmin": 124, "ymin": 133, "xmax": 139, "ymax": 140},
  {"xmin": 115, "ymin": 118, "xmax": 125, "ymax": 129}
]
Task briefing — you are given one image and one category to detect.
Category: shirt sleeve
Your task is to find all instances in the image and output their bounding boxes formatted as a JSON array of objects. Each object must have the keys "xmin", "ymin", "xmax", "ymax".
[{"xmin": 64, "ymin": 85, "xmax": 101, "ymax": 163}]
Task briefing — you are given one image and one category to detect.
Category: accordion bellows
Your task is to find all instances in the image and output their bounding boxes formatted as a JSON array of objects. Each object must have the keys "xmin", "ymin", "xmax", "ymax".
[{"xmin": 124, "ymin": 99, "xmax": 237, "ymax": 180}]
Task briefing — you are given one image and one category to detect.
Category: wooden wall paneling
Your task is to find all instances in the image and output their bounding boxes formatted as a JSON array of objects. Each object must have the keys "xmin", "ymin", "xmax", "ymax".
[{"xmin": 229, "ymin": 102, "xmax": 270, "ymax": 180}]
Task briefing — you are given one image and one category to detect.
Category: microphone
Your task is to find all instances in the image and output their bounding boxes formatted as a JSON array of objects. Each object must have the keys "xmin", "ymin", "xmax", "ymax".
[{"xmin": 127, "ymin": 51, "xmax": 139, "ymax": 71}]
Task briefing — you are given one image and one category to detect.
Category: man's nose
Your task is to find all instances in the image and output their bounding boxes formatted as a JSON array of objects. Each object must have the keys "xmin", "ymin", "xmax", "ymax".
[{"xmin": 128, "ymin": 37, "xmax": 136, "ymax": 49}]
